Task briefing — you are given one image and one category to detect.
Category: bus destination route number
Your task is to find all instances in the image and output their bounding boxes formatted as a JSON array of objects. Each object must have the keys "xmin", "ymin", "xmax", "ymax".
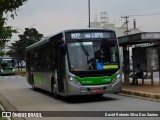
[{"xmin": 71, "ymin": 33, "xmax": 104, "ymax": 39}]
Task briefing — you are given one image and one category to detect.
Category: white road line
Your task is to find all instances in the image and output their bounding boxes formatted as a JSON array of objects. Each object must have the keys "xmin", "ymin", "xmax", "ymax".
[{"xmin": 0, "ymin": 75, "xmax": 25, "ymax": 80}]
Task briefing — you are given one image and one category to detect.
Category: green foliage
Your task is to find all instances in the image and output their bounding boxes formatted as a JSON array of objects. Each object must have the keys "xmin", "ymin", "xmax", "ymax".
[
  {"xmin": 0, "ymin": 13, "xmax": 12, "ymax": 48},
  {"xmin": 0, "ymin": 50, "xmax": 5, "ymax": 56},
  {"xmin": 0, "ymin": 0, "xmax": 28, "ymax": 12},
  {"xmin": 15, "ymin": 70, "xmax": 26, "ymax": 76},
  {"xmin": 0, "ymin": 26, "xmax": 17, "ymax": 42},
  {"xmin": 0, "ymin": 0, "xmax": 29, "ymax": 48},
  {"xmin": 0, "ymin": 25, "xmax": 17, "ymax": 56},
  {"xmin": 7, "ymin": 28, "xmax": 43, "ymax": 61}
]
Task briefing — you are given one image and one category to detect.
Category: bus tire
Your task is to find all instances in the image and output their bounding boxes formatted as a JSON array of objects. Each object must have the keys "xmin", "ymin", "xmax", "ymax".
[{"xmin": 51, "ymin": 80, "xmax": 59, "ymax": 99}]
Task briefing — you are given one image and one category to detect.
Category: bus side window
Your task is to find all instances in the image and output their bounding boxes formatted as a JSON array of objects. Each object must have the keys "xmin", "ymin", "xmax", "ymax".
[
  {"xmin": 45, "ymin": 48, "xmax": 51, "ymax": 71},
  {"xmin": 51, "ymin": 48, "xmax": 56, "ymax": 69},
  {"xmin": 30, "ymin": 52, "xmax": 35, "ymax": 71}
]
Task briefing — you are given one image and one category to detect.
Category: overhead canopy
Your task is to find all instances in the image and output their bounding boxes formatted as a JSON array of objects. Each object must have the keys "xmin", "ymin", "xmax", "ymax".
[
  {"xmin": 118, "ymin": 32, "xmax": 160, "ymax": 46},
  {"xmin": 119, "ymin": 32, "xmax": 160, "ymax": 85}
]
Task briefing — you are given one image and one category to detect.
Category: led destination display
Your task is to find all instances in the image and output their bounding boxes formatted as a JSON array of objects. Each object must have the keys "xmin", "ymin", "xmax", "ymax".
[{"xmin": 66, "ymin": 32, "xmax": 115, "ymax": 40}]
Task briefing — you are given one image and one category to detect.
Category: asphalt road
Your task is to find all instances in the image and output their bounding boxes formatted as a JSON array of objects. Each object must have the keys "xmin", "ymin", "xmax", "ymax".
[{"xmin": 0, "ymin": 75, "xmax": 160, "ymax": 120}]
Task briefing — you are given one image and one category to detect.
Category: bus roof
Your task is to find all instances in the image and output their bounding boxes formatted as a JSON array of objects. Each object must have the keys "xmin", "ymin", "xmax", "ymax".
[
  {"xmin": 26, "ymin": 28, "xmax": 114, "ymax": 51},
  {"xmin": 64, "ymin": 28, "xmax": 114, "ymax": 33},
  {"xmin": 26, "ymin": 37, "xmax": 50, "ymax": 51}
]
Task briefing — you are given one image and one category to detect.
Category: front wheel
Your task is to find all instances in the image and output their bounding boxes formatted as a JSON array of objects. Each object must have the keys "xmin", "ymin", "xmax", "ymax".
[{"xmin": 51, "ymin": 82, "xmax": 59, "ymax": 99}]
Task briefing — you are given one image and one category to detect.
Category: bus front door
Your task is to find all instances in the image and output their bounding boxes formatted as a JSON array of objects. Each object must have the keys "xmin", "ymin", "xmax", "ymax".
[{"xmin": 56, "ymin": 44, "xmax": 65, "ymax": 93}]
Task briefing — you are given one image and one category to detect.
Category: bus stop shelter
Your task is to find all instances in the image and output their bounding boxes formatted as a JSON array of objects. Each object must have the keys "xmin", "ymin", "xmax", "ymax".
[{"xmin": 118, "ymin": 32, "xmax": 160, "ymax": 85}]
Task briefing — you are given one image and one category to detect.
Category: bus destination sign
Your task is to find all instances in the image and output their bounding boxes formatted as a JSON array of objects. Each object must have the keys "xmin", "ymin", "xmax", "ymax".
[{"xmin": 67, "ymin": 32, "xmax": 115, "ymax": 39}]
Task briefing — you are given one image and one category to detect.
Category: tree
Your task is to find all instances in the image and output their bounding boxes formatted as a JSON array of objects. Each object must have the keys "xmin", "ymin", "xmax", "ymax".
[
  {"xmin": 7, "ymin": 40, "xmax": 24, "ymax": 70},
  {"xmin": 0, "ymin": 0, "xmax": 29, "ymax": 48},
  {"xmin": 7, "ymin": 28, "xmax": 43, "ymax": 70},
  {"xmin": 18, "ymin": 28, "xmax": 43, "ymax": 60}
]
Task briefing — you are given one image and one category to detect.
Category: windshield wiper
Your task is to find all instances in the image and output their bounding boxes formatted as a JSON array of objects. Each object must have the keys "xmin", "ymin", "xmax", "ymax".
[
  {"xmin": 80, "ymin": 42, "xmax": 93, "ymax": 69},
  {"xmin": 79, "ymin": 42, "xmax": 94, "ymax": 69},
  {"xmin": 80, "ymin": 42, "xmax": 89, "ymax": 57}
]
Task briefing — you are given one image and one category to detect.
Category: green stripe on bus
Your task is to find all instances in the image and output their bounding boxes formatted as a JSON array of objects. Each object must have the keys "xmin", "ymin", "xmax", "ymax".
[
  {"xmin": 34, "ymin": 73, "xmax": 43, "ymax": 85},
  {"xmin": 103, "ymin": 65, "xmax": 118, "ymax": 69},
  {"xmin": 75, "ymin": 74, "xmax": 117, "ymax": 85}
]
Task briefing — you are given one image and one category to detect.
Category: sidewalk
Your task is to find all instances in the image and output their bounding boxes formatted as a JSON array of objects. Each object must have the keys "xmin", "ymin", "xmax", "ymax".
[{"xmin": 121, "ymin": 79, "xmax": 160, "ymax": 101}]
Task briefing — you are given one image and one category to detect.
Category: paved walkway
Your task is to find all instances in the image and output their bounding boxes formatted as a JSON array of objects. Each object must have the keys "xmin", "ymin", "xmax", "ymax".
[{"xmin": 121, "ymin": 79, "xmax": 160, "ymax": 101}]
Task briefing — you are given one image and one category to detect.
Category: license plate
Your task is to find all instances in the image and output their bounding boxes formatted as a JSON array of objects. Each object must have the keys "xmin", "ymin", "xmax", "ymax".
[{"xmin": 91, "ymin": 88, "xmax": 103, "ymax": 93}]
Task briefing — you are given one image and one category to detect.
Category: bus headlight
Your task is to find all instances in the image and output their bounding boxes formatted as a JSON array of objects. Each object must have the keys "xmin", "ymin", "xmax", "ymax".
[
  {"xmin": 1, "ymin": 69, "xmax": 3, "ymax": 72},
  {"xmin": 68, "ymin": 76, "xmax": 81, "ymax": 86},
  {"xmin": 112, "ymin": 74, "xmax": 121, "ymax": 83},
  {"xmin": 68, "ymin": 76, "xmax": 74, "ymax": 81},
  {"xmin": 116, "ymin": 74, "xmax": 121, "ymax": 79}
]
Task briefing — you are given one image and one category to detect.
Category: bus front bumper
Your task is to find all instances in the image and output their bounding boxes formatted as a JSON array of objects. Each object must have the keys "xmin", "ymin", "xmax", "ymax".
[
  {"xmin": 66, "ymin": 78, "xmax": 122, "ymax": 96},
  {"xmin": 0, "ymin": 71, "xmax": 15, "ymax": 75}
]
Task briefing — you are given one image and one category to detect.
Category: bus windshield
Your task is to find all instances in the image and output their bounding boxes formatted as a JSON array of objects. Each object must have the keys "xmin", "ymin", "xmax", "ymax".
[
  {"xmin": 67, "ymin": 40, "xmax": 119, "ymax": 71},
  {"xmin": 1, "ymin": 59, "xmax": 14, "ymax": 68}
]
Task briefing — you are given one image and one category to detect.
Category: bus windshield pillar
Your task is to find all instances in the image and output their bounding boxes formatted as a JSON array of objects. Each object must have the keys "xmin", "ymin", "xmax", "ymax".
[{"xmin": 123, "ymin": 45, "xmax": 129, "ymax": 84}]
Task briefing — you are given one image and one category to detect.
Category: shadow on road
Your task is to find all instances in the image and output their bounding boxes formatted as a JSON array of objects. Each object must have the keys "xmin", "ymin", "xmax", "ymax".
[
  {"xmin": 0, "ymin": 74, "xmax": 16, "ymax": 76},
  {"xmin": 62, "ymin": 95, "xmax": 118, "ymax": 104},
  {"xmin": 31, "ymin": 88, "xmax": 118, "ymax": 103}
]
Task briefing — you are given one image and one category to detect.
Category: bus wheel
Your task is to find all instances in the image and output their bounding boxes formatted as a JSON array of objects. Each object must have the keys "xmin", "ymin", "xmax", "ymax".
[{"xmin": 51, "ymin": 82, "xmax": 59, "ymax": 99}]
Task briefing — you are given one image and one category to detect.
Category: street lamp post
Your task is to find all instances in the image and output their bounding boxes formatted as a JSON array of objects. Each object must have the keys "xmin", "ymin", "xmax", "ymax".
[{"xmin": 88, "ymin": 0, "xmax": 90, "ymax": 28}]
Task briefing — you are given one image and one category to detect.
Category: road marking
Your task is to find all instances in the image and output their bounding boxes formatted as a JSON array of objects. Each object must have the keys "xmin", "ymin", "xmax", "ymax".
[{"xmin": 0, "ymin": 75, "xmax": 25, "ymax": 79}]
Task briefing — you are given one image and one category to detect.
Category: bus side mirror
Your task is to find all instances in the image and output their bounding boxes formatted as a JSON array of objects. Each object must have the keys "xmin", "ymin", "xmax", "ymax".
[{"xmin": 61, "ymin": 43, "xmax": 67, "ymax": 55}]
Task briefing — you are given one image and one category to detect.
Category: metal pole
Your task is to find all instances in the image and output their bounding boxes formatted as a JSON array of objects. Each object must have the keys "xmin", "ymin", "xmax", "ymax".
[
  {"xmin": 158, "ymin": 43, "xmax": 160, "ymax": 86},
  {"xmin": 121, "ymin": 16, "xmax": 129, "ymax": 35},
  {"xmin": 88, "ymin": 0, "xmax": 90, "ymax": 28}
]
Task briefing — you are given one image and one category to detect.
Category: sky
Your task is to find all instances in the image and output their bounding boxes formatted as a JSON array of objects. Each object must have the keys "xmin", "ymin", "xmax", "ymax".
[{"xmin": 6, "ymin": 0, "xmax": 160, "ymax": 44}]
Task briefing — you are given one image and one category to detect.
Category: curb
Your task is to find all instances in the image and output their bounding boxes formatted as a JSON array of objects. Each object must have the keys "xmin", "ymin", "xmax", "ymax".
[
  {"xmin": 0, "ymin": 104, "xmax": 5, "ymax": 111},
  {"xmin": 121, "ymin": 89, "xmax": 160, "ymax": 101},
  {"xmin": 0, "ymin": 93, "xmax": 17, "ymax": 112},
  {"xmin": 0, "ymin": 104, "xmax": 11, "ymax": 120},
  {"xmin": 0, "ymin": 93, "xmax": 25, "ymax": 120}
]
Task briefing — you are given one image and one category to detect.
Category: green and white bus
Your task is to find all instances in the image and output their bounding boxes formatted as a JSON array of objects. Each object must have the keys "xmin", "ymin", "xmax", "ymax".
[
  {"xmin": 0, "ymin": 58, "xmax": 15, "ymax": 75},
  {"xmin": 26, "ymin": 29, "xmax": 122, "ymax": 98}
]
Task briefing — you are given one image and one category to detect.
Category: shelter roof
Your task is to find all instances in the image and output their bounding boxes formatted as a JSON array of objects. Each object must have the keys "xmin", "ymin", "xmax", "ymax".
[{"xmin": 118, "ymin": 32, "xmax": 160, "ymax": 46}]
